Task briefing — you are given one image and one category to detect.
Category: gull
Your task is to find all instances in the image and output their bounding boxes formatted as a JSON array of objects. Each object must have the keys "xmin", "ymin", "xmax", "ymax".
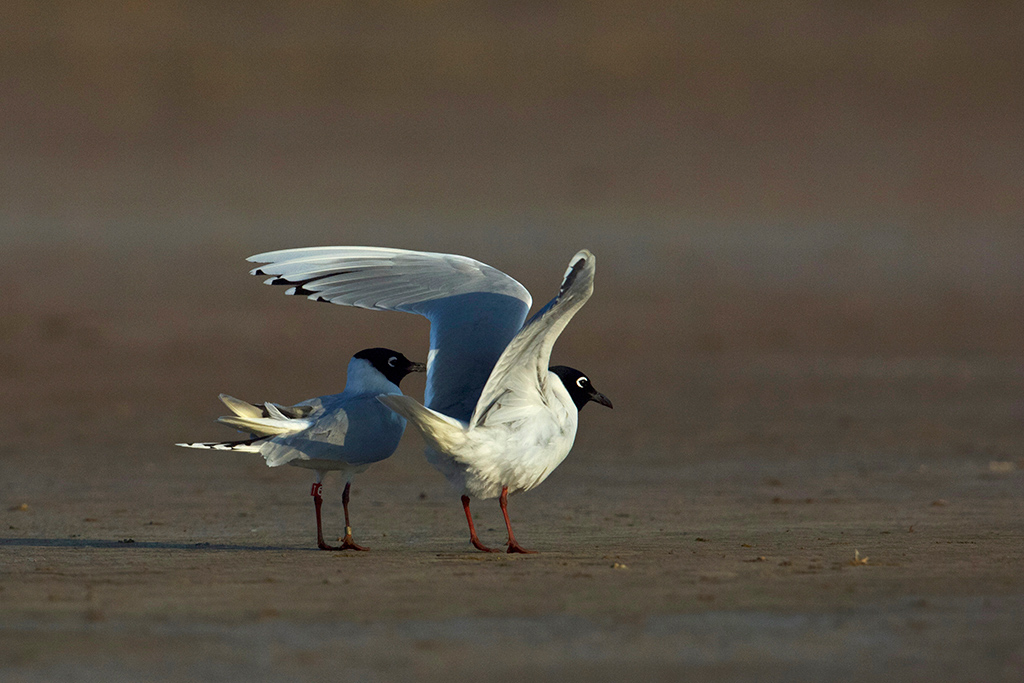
[
  {"xmin": 247, "ymin": 247, "xmax": 612, "ymax": 553},
  {"xmin": 178, "ymin": 347, "xmax": 425, "ymax": 550}
]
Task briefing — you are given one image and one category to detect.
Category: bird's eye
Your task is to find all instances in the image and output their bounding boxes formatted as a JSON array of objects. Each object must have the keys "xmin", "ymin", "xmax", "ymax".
[
  {"xmin": 388, "ymin": 357, "xmax": 398, "ymax": 367},
  {"xmin": 576, "ymin": 376, "xmax": 588, "ymax": 388}
]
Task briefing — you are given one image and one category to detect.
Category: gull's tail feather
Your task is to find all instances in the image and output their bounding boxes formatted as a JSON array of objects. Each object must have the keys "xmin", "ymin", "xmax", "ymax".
[
  {"xmin": 176, "ymin": 439, "xmax": 262, "ymax": 453},
  {"xmin": 218, "ymin": 394, "xmax": 264, "ymax": 418},
  {"xmin": 215, "ymin": 413, "xmax": 310, "ymax": 438},
  {"xmin": 219, "ymin": 394, "xmax": 316, "ymax": 421},
  {"xmin": 210, "ymin": 394, "xmax": 314, "ymax": 438},
  {"xmin": 377, "ymin": 394, "xmax": 469, "ymax": 455},
  {"xmin": 177, "ymin": 393, "xmax": 313, "ymax": 450}
]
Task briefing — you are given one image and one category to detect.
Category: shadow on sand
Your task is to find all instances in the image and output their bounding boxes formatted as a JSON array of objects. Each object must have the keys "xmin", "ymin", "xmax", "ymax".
[{"xmin": 0, "ymin": 537, "xmax": 303, "ymax": 552}]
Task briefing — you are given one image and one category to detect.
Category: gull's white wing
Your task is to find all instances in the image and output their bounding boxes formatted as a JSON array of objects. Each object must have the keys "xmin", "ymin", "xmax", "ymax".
[
  {"xmin": 247, "ymin": 246, "xmax": 533, "ymax": 421},
  {"xmin": 470, "ymin": 250, "xmax": 595, "ymax": 428}
]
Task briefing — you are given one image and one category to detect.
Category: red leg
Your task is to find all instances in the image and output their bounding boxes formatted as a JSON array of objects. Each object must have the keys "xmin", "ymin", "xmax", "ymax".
[
  {"xmin": 311, "ymin": 481, "xmax": 368, "ymax": 551},
  {"xmin": 338, "ymin": 481, "xmax": 369, "ymax": 551},
  {"xmin": 311, "ymin": 481, "xmax": 338, "ymax": 550},
  {"xmin": 499, "ymin": 486, "xmax": 536, "ymax": 554},
  {"xmin": 462, "ymin": 495, "xmax": 499, "ymax": 553}
]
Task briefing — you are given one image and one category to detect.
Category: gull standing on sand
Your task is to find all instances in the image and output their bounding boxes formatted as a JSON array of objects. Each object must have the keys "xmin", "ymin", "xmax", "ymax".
[
  {"xmin": 178, "ymin": 348, "xmax": 425, "ymax": 550},
  {"xmin": 247, "ymin": 247, "xmax": 612, "ymax": 553}
]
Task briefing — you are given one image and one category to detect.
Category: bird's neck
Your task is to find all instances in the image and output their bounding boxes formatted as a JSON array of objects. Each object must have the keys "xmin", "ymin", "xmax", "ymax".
[{"xmin": 344, "ymin": 358, "xmax": 401, "ymax": 395}]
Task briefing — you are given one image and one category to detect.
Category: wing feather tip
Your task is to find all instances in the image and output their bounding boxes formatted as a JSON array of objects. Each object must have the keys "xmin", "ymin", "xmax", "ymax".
[{"xmin": 559, "ymin": 249, "xmax": 595, "ymax": 297}]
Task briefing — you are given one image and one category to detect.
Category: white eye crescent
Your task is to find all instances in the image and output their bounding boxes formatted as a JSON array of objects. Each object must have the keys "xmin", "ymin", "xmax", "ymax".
[
  {"xmin": 576, "ymin": 376, "xmax": 588, "ymax": 388},
  {"xmin": 388, "ymin": 357, "xmax": 398, "ymax": 367}
]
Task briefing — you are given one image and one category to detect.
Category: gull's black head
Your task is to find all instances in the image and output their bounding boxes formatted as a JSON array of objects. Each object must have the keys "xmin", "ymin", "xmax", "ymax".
[
  {"xmin": 353, "ymin": 348, "xmax": 426, "ymax": 386},
  {"xmin": 550, "ymin": 366, "xmax": 613, "ymax": 412}
]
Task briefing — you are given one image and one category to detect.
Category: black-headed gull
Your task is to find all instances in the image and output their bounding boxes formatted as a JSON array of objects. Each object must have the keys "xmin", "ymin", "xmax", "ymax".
[
  {"xmin": 178, "ymin": 347, "xmax": 425, "ymax": 550},
  {"xmin": 247, "ymin": 247, "xmax": 611, "ymax": 553}
]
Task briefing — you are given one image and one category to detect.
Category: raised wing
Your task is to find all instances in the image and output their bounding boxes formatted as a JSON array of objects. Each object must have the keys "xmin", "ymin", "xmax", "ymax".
[
  {"xmin": 470, "ymin": 250, "xmax": 596, "ymax": 428},
  {"xmin": 247, "ymin": 246, "xmax": 533, "ymax": 421}
]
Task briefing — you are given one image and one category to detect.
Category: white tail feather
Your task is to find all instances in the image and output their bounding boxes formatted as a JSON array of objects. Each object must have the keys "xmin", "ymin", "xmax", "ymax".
[
  {"xmin": 215, "ymin": 414, "xmax": 310, "ymax": 437},
  {"xmin": 263, "ymin": 402, "xmax": 289, "ymax": 420},
  {"xmin": 218, "ymin": 394, "xmax": 264, "ymax": 418}
]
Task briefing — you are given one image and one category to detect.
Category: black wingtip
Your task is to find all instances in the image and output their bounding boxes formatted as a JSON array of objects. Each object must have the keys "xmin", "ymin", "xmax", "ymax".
[{"xmin": 559, "ymin": 255, "xmax": 587, "ymax": 296}]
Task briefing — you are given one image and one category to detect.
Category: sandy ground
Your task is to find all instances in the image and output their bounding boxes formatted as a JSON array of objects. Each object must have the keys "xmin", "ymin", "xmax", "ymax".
[
  {"xmin": 3, "ymin": 3, "xmax": 1024, "ymax": 679},
  {"xmin": 1, "ymin": 248, "xmax": 1022, "ymax": 682}
]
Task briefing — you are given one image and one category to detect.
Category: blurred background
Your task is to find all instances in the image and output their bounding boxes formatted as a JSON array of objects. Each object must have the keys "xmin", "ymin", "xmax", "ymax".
[
  {"xmin": 1, "ymin": 1, "xmax": 1022, "ymax": 457},
  {"xmin": 4, "ymin": 7, "xmax": 1023, "ymax": 677}
]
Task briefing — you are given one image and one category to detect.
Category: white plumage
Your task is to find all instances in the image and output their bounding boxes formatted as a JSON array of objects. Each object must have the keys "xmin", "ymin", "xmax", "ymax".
[{"xmin": 248, "ymin": 247, "xmax": 610, "ymax": 553}]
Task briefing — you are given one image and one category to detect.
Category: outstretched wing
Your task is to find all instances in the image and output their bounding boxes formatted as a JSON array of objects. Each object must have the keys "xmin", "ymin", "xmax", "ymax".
[
  {"xmin": 470, "ymin": 250, "xmax": 596, "ymax": 428},
  {"xmin": 247, "ymin": 246, "xmax": 533, "ymax": 421}
]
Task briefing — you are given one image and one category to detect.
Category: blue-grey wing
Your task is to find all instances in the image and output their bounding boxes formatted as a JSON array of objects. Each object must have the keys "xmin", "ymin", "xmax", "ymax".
[
  {"xmin": 259, "ymin": 393, "xmax": 405, "ymax": 466},
  {"xmin": 247, "ymin": 247, "xmax": 533, "ymax": 422}
]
